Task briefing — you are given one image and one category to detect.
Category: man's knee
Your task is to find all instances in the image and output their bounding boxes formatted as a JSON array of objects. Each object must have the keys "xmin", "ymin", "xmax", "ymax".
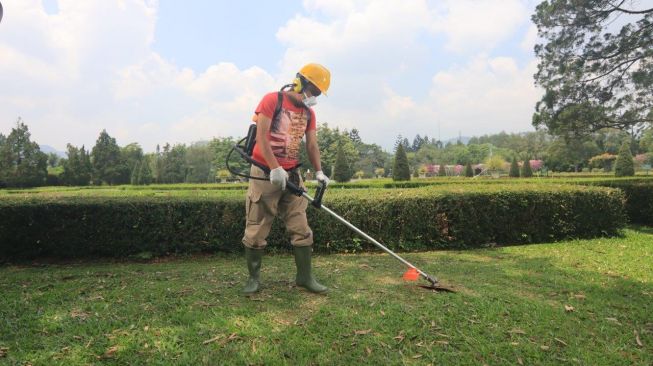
[
  {"xmin": 242, "ymin": 235, "xmax": 267, "ymax": 249},
  {"xmin": 243, "ymin": 222, "xmax": 269, "ymax": 249},
  {"xmin": 290, "ymin": 228, "xmax": 313, "ymax": 246}
]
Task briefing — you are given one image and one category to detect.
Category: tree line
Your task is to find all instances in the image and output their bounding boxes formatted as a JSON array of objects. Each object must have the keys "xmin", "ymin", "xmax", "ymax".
[{"xmin": 2, "ymin": 116, "xmax": 652, "ymax": 188}]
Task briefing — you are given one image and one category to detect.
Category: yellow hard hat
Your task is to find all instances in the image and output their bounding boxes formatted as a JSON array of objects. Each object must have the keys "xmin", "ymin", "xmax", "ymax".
[{"xmin": 298, "ymin": 63, "xmax": 331, "ymax": 95}]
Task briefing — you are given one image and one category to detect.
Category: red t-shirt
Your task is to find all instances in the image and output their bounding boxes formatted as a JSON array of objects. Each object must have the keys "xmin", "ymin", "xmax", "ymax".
[{"xmin": 251, "ymin": 92, "xmax": 316, "ymax": 170}]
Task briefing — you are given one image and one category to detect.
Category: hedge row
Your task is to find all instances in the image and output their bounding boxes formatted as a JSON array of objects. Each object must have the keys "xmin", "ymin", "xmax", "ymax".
[
  {"xmin": 585, "ymin": 181, "xmax": 653, "ymax": 225},
  {"xmin": 0, "ymin": 184, "xmax": 626, "ymax": 260},
  {"xmin": 2, "ymin": 176, "xmax": 650, "ymax": 193},
  {"xmin": 327, "ymin": 177, "xmax": 653, "ymax": 225}
]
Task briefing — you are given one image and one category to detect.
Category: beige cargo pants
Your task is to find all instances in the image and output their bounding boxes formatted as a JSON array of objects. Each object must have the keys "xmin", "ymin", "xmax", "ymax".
[{"xmin": 242, "ymin": 165, "xmax": 313, "ymax": 249}]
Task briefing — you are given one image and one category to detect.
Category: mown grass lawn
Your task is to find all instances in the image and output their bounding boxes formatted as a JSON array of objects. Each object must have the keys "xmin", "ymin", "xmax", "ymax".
[{"xmin": 1, "ymin": 228, "xmax": 651, "ymax": 365}]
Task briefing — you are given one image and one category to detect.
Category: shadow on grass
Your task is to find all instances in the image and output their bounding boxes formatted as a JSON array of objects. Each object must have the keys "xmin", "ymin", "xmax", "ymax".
[{"xmin": 628, "ymin": 224, "xmax": 653, "ymax": 235}]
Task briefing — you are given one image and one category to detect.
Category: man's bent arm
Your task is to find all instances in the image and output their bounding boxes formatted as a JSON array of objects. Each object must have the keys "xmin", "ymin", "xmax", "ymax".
[
  {"xmin": 255, "ymin": 114, "xmax": 281, "ymax": 170},
  {"xmin": 305, "ymin": 129, "xmax": 322, "ymax": 172}
]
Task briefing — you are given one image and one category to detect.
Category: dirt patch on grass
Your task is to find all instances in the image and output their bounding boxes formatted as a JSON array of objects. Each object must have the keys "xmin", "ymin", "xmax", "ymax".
[
  {"xmin": 265, "ymin": 295, "xmax": 329, "ymax": 330},
  {"xmin": 374, "ymin": 275, "xmax": 403, "ymax": 286}
]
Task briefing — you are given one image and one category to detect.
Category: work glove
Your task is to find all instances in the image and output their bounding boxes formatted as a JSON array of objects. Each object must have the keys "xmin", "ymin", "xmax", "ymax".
[
  {"xmin": 270, "ymin": 166, "xmax": 288, "ymax": 190},
  {"xmin": 316, "ymin": 170, "xmax": 330, "ymax": 186}
]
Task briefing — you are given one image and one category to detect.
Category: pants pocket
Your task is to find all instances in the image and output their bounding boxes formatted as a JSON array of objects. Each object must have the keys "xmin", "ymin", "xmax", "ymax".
[{"xmin": 246, "ymin": 190, "xmax": 264, "ymax": 224}]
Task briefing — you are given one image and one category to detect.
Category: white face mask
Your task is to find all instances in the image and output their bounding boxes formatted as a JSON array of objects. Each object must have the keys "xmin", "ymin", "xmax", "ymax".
[{"xmin": 302, "ymin": 92, "xmax": 318, "ymax": 107}]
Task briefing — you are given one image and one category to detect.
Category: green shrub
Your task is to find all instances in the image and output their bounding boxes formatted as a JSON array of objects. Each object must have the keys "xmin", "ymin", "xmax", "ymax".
[
  {"xmin": 588, "ymin": 180, "xmax": 653, "ymax": 225},
  {"xmin": 130, "ymin": 161, "xmax": 140, "ymax": 185},
  {"xmin": 509, "ymin": 157, "xmax": 520, "ymax": 177},
  {"xmin": 438, "ymin": 164, "xmax": 446, "ymax": 177},
  {"xmin": 589, "ymin": 153, "xmax": 617, "ymax": 172},
  {"xmin": 392, "ymin": 144, "xmax": 410, "ymax": 181},
  {"xmin": 45, "ymin": 174, "xmax": 60, "ymax": 186},
  {"xmin": 615, "ymin": 142, "xmax": 635, "ymax": 177},
  {"xmin": 465, "ymin": 163, "xmax": 474, "ymax": 177},
  {"xmin": 138, "ymin": 159, "xmax": 153, "ymax": 185},
  {"xmin": 0, "ymin": 185, "xmax": 626, "ymax": 260},
  {"xmin": 333, "ymin": 144, "xmax": 353, "ymax": 182},
  {"xmin": 521, "ymin": 159, "xmax": 533, "ymax": 178}
]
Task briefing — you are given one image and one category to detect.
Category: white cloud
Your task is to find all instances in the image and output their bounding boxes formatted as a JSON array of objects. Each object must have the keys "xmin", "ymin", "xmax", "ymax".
[
  {"xmin": 427, "ymin": 55, "xmax": 542, "ymax": 138},
  {"xmin": 0, "ymin": 43, "xmax": 62, "ymax": 82},
  {"xmin": 521, "ymin": 24, "xmax": 538, "ymax": 52},
  {"xmin": 0, "ymin": 0, "xmax": 541, "ymax": 153},
  {"xmin": 274, "ymin": 0, "xmax": 538, "ymax": 148},
  {"xmin": 313, "ymin": 55, "xmax": 543, "ymax": 149},
  {"xmin": 0, "ymin": 0, "xmax": 160, "ymax": 148},
  {"xmin": 276, "ymin": 0, "xmax": 437, "ymax": 92},
  {"xmin": 185, "ymin": 63, "xmax": 275, "ymax": 101},
  {"xmin": 382, "ymin": 87, "xmax": 419, "ymax": 118},
  {"xmin": 0, "ymin": 0, "xmax": 277, "ymax": 151},
  {"xmin": 432, "ymin": 0, "xmax": 529, "ymax": 52}
]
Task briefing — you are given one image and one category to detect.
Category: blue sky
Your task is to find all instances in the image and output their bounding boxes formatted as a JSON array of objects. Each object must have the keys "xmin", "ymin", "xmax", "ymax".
[
  {"xmin": 153, "ymin": 1, "xmax": 300, "ymax": 72},
  {"xmin": 1, "ymin": 0, "xmax": 543, "ymax": 153}
]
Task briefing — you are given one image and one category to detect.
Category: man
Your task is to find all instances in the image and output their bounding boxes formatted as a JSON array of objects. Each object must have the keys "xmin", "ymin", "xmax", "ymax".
[{"xmin": 242, "ymin": 63, "xmax": 331, "ymax": 294}]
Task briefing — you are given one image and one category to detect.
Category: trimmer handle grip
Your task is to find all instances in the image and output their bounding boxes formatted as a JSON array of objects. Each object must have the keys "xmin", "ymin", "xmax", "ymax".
[{"xmin": 312, "ymin": 180, "xmax": 327, "ymax": 208}]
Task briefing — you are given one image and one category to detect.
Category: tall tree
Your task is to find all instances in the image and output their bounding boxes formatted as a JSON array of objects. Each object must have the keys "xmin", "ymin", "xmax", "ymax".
[
  {"xmin": 412, "ymin": 134, "xmax": 426, "ymax": 152},
  {"xmin": 161, "ymin": 143, "xmax": 187, "ymax": 183},
  {"xmin": 47, "ymin": 153, "xmax": 59, "ymax": 168},
  {"xmin": 61, "ymin": 144, "xmax": 92, "ymax": 186},
  {"xmin": 392, "ymin": 144, "xmax": 411, "ymax": 181},
  {"xmin": 91, "ymin": 130, "xmax": 124, "ymax": 185},
  {"xmin": 348, "ymin": 128, "xmax": 362, "ymax": 145},
  {"xmin": 314, "ymin": 123, "xmax": 358, "ymax": 177},
  {"xmin": 138, "ymin": 155, "xmax": 153, "ymax": 185},
  {"xmin": 0, "ymin": 119, "xmax": 48, "ymax": 187},
  {"xmin": 121, "ymin": 143, "xmax": 143, "ymax": 184},
  {"xmin": 521, "ymin": 158, "xmax": 533, "ymax": 177},
  {"xmin": 532, "ymin": 0, "xmax": 653, "ymax": 136},
  {"xmin": 545, "ymin": 136, "xmax": 600, "ymax": 171},
  {"xmin": 211, "ymin": 137, "xmax": 242, "ymax": 176},
  {"xmin": 394, "ymin": 134, "xmax": 404, "ymax": 152},
  {"xmin": 509, "ymin": 156, "xmax": 520, "ymax": 177},
  {"xmin": 593, "ymin": 128, "xmax": 631, "ymax": 154},
  {"xmin": 130, "ymin": 161, "xmax": 140, "ymax": 185},
  {"xmin": 353, "ymin": 142, "xmax": 388, "ymax": 179},
  {"xmin": 402, "ymin": 137, "xmax": 411, "ymax": 152},
  {"xmin": 615, "ymin": 141, "xmax": 635, "ymax": 176},
  {"xmin": 154, "ymin": 144, "xmax": 163, "ymax": 183},
  {"xmin": 333, "ymin": 143, "xmax": 353, "ymax": 182},
  {"xmin": 438, "ymin": 163, "xmax": 446, "ymax": 177},
  {"xmin": 186, "ymin": 142, "xmax": 214, "ymax": 183},
  {"xmin": 79, "ymin": 146, "xmax": 92, "ymax": 184},
  {"xmin": 465, "ymin": 162, "xmax": 474, "ymax": 177},
  {"xmin": 641, "ymin": 127, "xmax": 653, "ymax": 151}
]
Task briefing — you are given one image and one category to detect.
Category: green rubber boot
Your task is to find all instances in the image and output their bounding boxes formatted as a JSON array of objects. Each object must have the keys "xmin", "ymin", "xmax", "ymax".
[
  {"xmin": 294, "ymin": 246, "xmax": 328, "ymax": 293},
  {"xmin": 243, "ymin": 247, "xmax": 263, "ymax": 294}
]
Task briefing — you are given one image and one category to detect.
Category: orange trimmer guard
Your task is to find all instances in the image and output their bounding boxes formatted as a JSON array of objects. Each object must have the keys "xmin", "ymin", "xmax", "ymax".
[{"xmin": 402, "ymin": 267, "xmax": 420, "ymax": 281}]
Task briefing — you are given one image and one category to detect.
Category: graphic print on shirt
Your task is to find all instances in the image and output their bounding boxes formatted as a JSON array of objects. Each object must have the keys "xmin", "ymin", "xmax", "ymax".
[{"xmin": 269, "ymin": 109, "xmax": 307, "ymax": 161}]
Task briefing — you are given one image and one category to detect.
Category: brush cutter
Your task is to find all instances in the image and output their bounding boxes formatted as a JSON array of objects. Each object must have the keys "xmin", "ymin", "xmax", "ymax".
[{"xmin": 227, "ymin": 126, "xmax": 455, "ymax": 293}]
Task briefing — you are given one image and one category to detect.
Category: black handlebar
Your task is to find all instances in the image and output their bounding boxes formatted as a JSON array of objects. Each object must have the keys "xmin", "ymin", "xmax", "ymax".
[{"xmin": 312, "ymin": 180, "xmax": 326, "ymax": 208}]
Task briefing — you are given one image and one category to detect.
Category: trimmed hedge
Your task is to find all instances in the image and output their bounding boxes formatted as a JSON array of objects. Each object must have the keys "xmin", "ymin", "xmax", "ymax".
[
  {"xmin": 586, "ymin": 181, "xmax": 653, "ymax": 225},
  {"xmin": 0, "ymin": 184, "xmax": 626, "ymax": 260},
  {"xmin": 327, "ymin": 177, "xmax": 653, "ymax": 225},
  {"xmin": 1, "ymin": 176, "xmax": 650, "ymax": 193}
]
